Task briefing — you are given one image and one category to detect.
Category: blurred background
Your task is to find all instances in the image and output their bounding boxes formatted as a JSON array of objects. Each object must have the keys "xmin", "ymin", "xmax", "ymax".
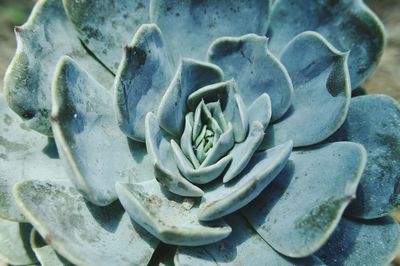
[{"xmin": 0, "ymin": 0, "xmax": 399, "ymax": 264}]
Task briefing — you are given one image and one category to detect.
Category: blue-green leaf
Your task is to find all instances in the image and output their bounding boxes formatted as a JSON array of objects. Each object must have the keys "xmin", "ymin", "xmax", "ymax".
[
  {"xmin": 51, "ymin": 56, "xmax": 154, "ymax": 205},
  {"xmin": 208, "ymin": 34, "xmax": 293, "ymax": 121},
  {"xmin": 175, "ymin": 214, "xmax": 324, "ymax": 266},
  {"xmin": 4, "ymin": 0, "xmax": 113, "ymax": 136},
  {"xmin": 261, "ymin": 31, "xmax": 350, "ymax": 148},
  {"xmin": 0, "ymin": 95, "xmax": 66, "ymax": 222},
  {"xmin": 115, "ymin": 24, "xmax": 175, "ymax": 142},
  {"xmin": 243, "ymin": 142, "xmax": 366, "ymax": 257},
  {"xmin": 14, "ymin": 179, "xmax": 158, "ymax": 266},
  {"xmin": 150, "ymin": 0, "xmax": 270, "ymax": 61},
  {"xmin": 316, "ymin": 217, "xmax": 400, "ymax": 266},
  {"xmin": 198, "ymin": 140, "xmax": 292, "ymax": 221},
  {"xmin": 30, "ymin": 229, "xmax": 73, "ymax": 266},
  {"xmin": 63, "ymin": 0, "xmax": 149, "ymax": 72},
  {"xmin": 0, "ymin": 219, "xmax": 36, "ymax": 265},
  {"xmin": 116, "ymin": 180, "xmax": 232, "ymax": 246},
  {"xmin": 267, "ymin": 0, "xmax": 385, "ymax": 89},
  {"xmin": 145, "ymin": 113, "xmax": 204, "ymax": 197},
  {"xmin": 158, "ymin": 59, "xmax": 223, "ymax": 137},
  {"xmin": 330, "ymin": 95, "xmax": 400, "ymax": 219}
]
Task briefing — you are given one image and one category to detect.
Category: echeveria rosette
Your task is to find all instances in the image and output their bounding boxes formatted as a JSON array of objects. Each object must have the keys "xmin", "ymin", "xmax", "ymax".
[{"xmin": 1, "ymin": 0, "xmax": 399, "ymax": 266}]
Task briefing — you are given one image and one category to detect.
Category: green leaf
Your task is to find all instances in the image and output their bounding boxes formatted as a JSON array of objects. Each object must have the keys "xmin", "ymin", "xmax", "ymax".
[
  {"xmin": 187, "ymin": 80, "xmax": 248, "ymax": 143},
  {"xmin": 171, "ymin": 139, "xmax": 232, "ymax": 185},
  {"xmin": 243, "ymin": 142, "xmax": 366, "ymax": 257},
  {"xmin": 158, "ymin": 59, "xmax": 223, "ymax": 138},
  {"xmin": 145, "ymin": 112, "xmax": 204, "ymax": 197},
  {"xmin": 14, "ymin": 179, "xmax": 158, "ymax": 266}
]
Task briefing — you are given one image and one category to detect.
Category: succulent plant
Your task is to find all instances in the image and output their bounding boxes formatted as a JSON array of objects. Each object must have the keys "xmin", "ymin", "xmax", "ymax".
[{"xmin": 1, "ymin": 0, "xmax": 400, "ymax": 265}]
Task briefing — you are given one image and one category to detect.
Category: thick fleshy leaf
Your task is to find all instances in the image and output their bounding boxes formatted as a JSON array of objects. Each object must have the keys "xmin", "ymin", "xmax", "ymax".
[
  {"xmin": 329, "ymin": 95, "xmax": 400, "ymax": 219},
  {"xmin": 150, "ymin": 0, "xmax": 270, "ymax": 61},
  {"xmin": 145, "ymin": 113, "xmax": 204, "ymax": 197},
  {"xmin": 0, "ymin": 219, "xmax": 36, "ymax": 265},
  {"xmin": 208, "ymin": 34, "xmax": 293, "ymax": 121},
  {"xmin": 116, "ymin": 180, "xmax": 232, "ymax": 246},
  {"xmin": 31, "ymin": 230, "xmax": 73, "ymax": 266},
  {"xmin": 158, "ymin": 59, "xmax": 223, "ymax": 137},
  {"xmin": 316, "ymin": 217, "xmax": 400, "ymax": 266},
  {"xmin": 247, "ymin": 93, "xmax": 272, "ymax": 130},
  {"xmin": 4, "ymin": 0, "xmax": 113, "ymax": 136},
  {"xmin": 180, "ymin": 113, "xmax": 201, "ymax": 168},
  {"xmin": 268, "ymin": 0, "xmax": 385, "ymax": 88},
  {"xmin": 51, "ymin": 56, "xmax": 154, "ymax": 205},
  {"xmin": 175, "ymin": 214, "xmax": 324, "ymax": 266},
  {"xmin": 114, "ymin": 24, "xmax": 175, "ymax": 142},
  {"xmin": 199, "ymin": 124, "xmax": 234, "ymax": 168},
  {"xmin": 63, "ymin": 0, "xmax": 149, "ymax": 72},
  {"xmin": 0, "ymin": 95, "xmax": 66, "ymax": 222},
  {"xmin": 14, "ymin": 179, "xmax": 158, "ymax": 266},
  {"xmin": 223, "ymin": 122, "xmax": 265, "ymax": 183},
  {"xmin": 188, "ymin": 80, "xmax": 249, "ymax": 143},
  {"xmin": 198, "ymin": 141, "xmax": 292, "ymax": 221},
  {"xmin": 261, "ymin": 31, "xmax": 350, "ymax": 148},
  {"xmin": 243, "ymin": 142, "xmax": 367, "ymax": 257},
  {"xmin": 171, "ymin": 140, "xmax": 232, "ymax": 185}
]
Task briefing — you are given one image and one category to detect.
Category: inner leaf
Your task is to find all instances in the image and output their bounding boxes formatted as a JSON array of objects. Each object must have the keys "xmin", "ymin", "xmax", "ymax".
[{"xmin": 186, "ymin": 100, "xmax": 230, "ymax": 166}]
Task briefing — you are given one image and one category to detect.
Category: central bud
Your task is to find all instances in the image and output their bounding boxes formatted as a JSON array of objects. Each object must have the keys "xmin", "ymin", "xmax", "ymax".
[
  {"xmin": 173, "ymin": 79, "xmax": 249, "ymax": 175},
  {"xmin": 190, "ymin": 100, "xmax": 227, "ymax": 165}
]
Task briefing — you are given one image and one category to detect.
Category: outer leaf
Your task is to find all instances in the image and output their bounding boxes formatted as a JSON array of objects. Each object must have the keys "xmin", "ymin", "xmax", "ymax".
[
  {"xmin": 116, "ymin": 180, "xmax": 232, "ymax": 246},
  {"xmin": 63, "ymin": 0, "xmax": 149, "ymax": 72},
  {"xmin": 14, "ymin": 179, "xmax": 158, "ymax": 266},
  {"xmin": 175, "ymin": 215, "xmax": 324, "ymax": 266},
  {"xmin": 261, "ymin": 31, "xmax": 350, "ymax": 148},
  {"xmin": 330, "ymin": 95, "xmax": 400, "ymax": 218},
  {"xmin": 114, "ymin": 24, "xmax": 175, "ymax": 142},
  {"xmin": 0, "ymin": 219, "xmax": 36, "ymax": 265},
  {"xmin": 198, "ymin": 141, "xmax": 292, "ymax": 221},
  {"xmin": 208, "ymin": 34, "xmax": 293, "ymax": 121},
  {"xmin": 30, "ymin": 229, "xmax": 73, "ymax": 266},
  {"xmin": 150, "ymin": 0, "xmax": 270, "ymax": 61},
  {"xmin": 51, "ymin": 56, "xmax": 154, "ymax": 205},
  {"xmin": 158, "ymin": 59, "xmax": 223, "ymax": 137},
  {"xmin": 267, "ymin": 0, "xmax": 385, "ymax": 88},
  {"xmin": 242, "ymin": 142, "xmax": 367, "ymax": 257},
  {"xmin": 316, "ymin": 217, "xmax": 400, "ymax": 266},
  {"xmin": 4, "ymin": 0, "xmax": 113, "ymax": 136},
  {"xmin": 0, "ymin": 95, "xmax": 66, "ymax": 222}
]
